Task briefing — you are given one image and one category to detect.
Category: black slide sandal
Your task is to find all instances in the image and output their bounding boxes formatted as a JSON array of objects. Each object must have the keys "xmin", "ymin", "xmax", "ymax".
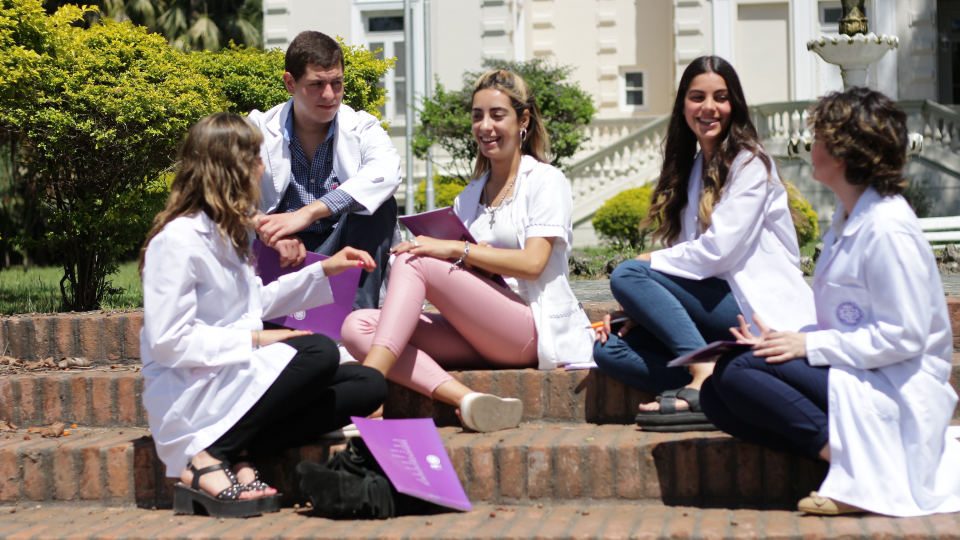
[
  {"xmin": 173, "ymin": 462, "xmax": 263, "ymax": 518},
  {"xmin": 635, "ymin": 388, "xmax": 718, "ymax": 432}
]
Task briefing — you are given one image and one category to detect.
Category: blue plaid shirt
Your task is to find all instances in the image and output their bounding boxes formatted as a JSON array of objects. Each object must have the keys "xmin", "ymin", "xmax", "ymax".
[{"xmin": 276, "ymin": 109, "xmax": 364, "ymax": 234}]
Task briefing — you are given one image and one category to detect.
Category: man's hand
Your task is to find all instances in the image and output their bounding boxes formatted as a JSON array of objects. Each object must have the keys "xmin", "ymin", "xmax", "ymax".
[
  {"xmin": 272, "ymin": 236, "xmax": 307, "ymax": 268},
  {"xmin": 594, "ymin": 309, "xmax": 637, "ymax": 344},
  {"xmin": 258, "ymin": 209, "xmax": 315, "ymax": 245},
  {"xmin": 321, "ymin": 246, "xmax": 376, "ymax": 276}
]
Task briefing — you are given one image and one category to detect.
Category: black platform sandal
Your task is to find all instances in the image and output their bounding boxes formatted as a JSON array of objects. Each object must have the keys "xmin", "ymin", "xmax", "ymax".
[
  {"xmin": 233, "ymin": 462, "xmax": 282, "ymax": 514},
  {"xmin": 173, "ymin": 461, "xmax": 263, "ymax": 518}
]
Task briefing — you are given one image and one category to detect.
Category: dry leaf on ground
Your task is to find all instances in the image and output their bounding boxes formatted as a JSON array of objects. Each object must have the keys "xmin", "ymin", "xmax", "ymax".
[
  {"xmin": 0, "ymin": 421, "xmax": 17, "ymax": 432},
  {"xmin": 40, "ymin": 422, "xmax": 66, "ymax": 438}
]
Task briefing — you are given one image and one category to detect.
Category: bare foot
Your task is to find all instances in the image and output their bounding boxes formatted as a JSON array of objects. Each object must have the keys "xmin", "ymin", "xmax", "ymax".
[
  {"xmin": 638, "ymin": 395, "xmax": 691, "ymax": 412},
  {"xmin": 368, "ymin": 405, "xmax": 384, "ymax": 419},
  {"xmin": 181, "ymin": 452, "xmax": 261, "ymax": 500}
]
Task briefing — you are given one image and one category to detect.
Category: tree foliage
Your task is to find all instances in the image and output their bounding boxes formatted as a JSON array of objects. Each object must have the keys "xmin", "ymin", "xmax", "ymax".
[
  {"xmin": 414, "ymin": 175, "xmax": 468, "ymax": 213},
  {"xmin": 412, "ymin": 57, "xmax": 597, "ymax": 180},
  {"xmin": 787, "ymin": 184, "xmax": 820, "ymax": 246},
  {"xmin": 591, "ymin": 186, "xmax": 654, "ymax": 250}
]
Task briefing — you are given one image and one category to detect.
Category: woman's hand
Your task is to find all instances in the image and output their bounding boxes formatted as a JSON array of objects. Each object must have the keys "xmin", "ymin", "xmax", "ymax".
[
  {"xmin": 390, "ymin": 236, "xmax": 464, "ymax": 260},
  {"xmin": 595, "ymin": 309, "xmax": 637, "ymax": 344},
  {"xmin": 321, "ymin": 246, "xmax": 376, "ymax": 276},
  {"xmin": 730, "ymin": 313, "xmax": 806, "ymax": 363},
  {"xmin": 254, "ymin": 329, "xmax": 313, "ymax": 348}
]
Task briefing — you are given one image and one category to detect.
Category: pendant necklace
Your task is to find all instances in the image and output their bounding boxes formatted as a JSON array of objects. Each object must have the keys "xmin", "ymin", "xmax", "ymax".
[{"xmin": 481, "ymin": 174, "xmax": 516, "ymax": 228}]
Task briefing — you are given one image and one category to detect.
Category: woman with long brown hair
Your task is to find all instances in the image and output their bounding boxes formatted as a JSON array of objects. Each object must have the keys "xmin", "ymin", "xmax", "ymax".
[
  {"xmin": 341, "ymin": 69, "xmax": 593, "ymax": 432},
  {"xmin": 593, "ymin": 56, "xmax": 815, "ymax": 431},
  {"xmin": 139, "ymin": 113, "xmax": 386, "ymax": 518}
]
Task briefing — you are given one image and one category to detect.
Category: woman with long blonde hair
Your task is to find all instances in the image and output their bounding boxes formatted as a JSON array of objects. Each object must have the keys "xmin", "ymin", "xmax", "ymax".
[
  {"xmin": 341, "ymin": 69, "xmax": 593, "ymax": 432},
  {"xmin": 139, "ymin": 113, "xmax": 385, "ymax": 518},
  {"xmin": 593, "ymin": 56, "xmax": 816, "ymax": 431}
]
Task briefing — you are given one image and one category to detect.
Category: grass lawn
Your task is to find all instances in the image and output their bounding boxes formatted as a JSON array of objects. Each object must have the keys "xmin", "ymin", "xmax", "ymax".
[{"xmin": 0, "ymin": 261, "xmax": 143, "ymax": 315}]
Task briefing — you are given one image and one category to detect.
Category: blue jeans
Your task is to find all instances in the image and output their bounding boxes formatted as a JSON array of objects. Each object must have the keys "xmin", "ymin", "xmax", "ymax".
[
  {"xmin": 701, "ymin": 351, "xmax": 829, "ymax": 461},
  {"xmin": 593, "ymin": 260, "xmax": 741, "ymax": 396}
]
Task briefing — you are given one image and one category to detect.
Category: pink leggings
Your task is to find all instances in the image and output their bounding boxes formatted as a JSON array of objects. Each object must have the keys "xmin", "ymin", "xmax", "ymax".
[{"xmin": 341, "ymin": 252, "xmax": 538, "ymax": 397}]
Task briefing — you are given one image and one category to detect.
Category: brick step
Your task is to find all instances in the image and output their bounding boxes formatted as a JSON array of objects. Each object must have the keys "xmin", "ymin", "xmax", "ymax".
[
  {"xmin": 3, "ymin": 296, "xmax": 959, "ymax": 366},
  {"xmin": 0, "ymin": 424, "xmax": 828, "ymax": 510},
  {"xmin": 2, "ymin": 503, "xmax": 959, "ymax": 540},
  {"xmin": 4, "ymin": 355, "xmax": 960, "ymax": 430}
]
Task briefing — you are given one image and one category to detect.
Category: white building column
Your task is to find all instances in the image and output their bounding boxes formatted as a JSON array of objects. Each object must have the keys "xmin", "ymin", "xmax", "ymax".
[
  {"xmin": 790, "ymin": 0, "xmax": 818, "ymax": 100},
  {"xmin": 712, "ymin": 0, "xmax": 736, "ymax": 65},
  {"xmin": 874, "ymin": 0, "xmax": 898, "ymax": 99}
]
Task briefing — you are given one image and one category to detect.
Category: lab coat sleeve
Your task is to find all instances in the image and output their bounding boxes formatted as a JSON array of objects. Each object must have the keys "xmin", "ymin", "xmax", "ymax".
[
  {"xmin": 259, "ymin": 259, "xmax": 335, "ymax": 320},
  {"xmin": 337, "ymin": 111, "xmax": 402, "ymax": 214},
  {"xmin": 650, "ymin": 156, "xmax": 771, "ymax": 280},
  {"xmin": 525, "ymin": 167, "xmax": 572, "ymax": 243},
  {"xmin": 141, "ymin": 234, "xmax": 253, "ymax": 369},
  {"xmin": 806, "ymin": 230, "xmax": 931, "ymax": 369}
]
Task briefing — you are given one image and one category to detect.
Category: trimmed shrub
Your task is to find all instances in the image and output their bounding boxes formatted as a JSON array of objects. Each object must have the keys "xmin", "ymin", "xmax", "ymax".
[
  {"xmin": 414, "ymin": 175, "xmax": 468, "ymax": 213},
  {"xmin": 591, "ymin": 186, "xmax": 654, "ymax": 250},
  {"xmin": 787, "ymin": 183, "xmax": 819, "ymax": 246}
]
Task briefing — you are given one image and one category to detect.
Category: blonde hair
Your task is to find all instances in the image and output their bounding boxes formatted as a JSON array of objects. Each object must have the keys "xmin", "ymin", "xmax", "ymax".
[
  {"xmin": 470, "ymin": 69, "xmax": 550, "ymax": 179},
  {"xmin": 139, "ymin": 113, "xmax": 264, "ymax": 274}
]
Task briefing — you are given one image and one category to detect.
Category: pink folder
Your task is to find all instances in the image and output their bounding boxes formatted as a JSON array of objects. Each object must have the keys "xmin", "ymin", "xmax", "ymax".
[
  {"xmin": 253, "ymin": 240, "xmax": 361, "ymax": 340},
  {"xmin": 399, "ymin": 207, "xmax": 508, "ymax": 289},
  {"xmin": 666, "ymin": 341, "xmax": 753, "ymax": 367},
  {"xmin": 351, "ymin": 416, "xmax": 472, "ymax": 511}
]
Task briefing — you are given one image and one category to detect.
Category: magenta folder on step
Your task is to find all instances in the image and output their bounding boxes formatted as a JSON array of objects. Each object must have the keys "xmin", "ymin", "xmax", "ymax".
[
  {"xmin": 667, "ymin": 341, "xmax": 753, "ymax": 367},
  {"xmin": 399, "ymin": 207, "xmax": 508, "ymax": 289},
  {"xmin": 351, "ymin": 416, "xmax": 472, "ymax": 512},
  {"xmin": 253, "ymin": 240, "xmax": 360, "ymax": 341}
]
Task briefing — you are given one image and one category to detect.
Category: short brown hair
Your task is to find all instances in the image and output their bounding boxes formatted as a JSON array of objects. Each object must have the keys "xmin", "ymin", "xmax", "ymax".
[
  {"xmin": 810, "ymin": 87, "xmax": 908, "ymax": 195},
  {"xmin": 285, "ymin": 31, "xmax": 344, "ymax": 81}
]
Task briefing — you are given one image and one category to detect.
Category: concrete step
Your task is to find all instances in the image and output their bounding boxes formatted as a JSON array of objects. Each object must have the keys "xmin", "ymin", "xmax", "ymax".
[
  {"xmin": 0, "ymin": 424, "xmax": 827, "ymax": 510},
  {"xmin": 1, "ymin": 502, "xmax": 958, "ymax": 540}
]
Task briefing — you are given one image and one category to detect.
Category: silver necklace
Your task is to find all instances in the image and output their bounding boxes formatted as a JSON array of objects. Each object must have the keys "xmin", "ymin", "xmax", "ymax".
[{"xmin": 480, "ymin": 175, "xmax": 516, "ymax": 227}]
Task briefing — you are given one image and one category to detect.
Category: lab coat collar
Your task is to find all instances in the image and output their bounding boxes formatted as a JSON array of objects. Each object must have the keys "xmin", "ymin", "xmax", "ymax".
[
  {"xmin": 265, "ymin": 99, "xmax": 359, "ymax": 141},
  {"xmin": 836, "ymin": 187, "xmax": 882, "ymax": 239},
  {"xmin": 177, "ymin": 212, "xmax": 247, "ymax": 270}
]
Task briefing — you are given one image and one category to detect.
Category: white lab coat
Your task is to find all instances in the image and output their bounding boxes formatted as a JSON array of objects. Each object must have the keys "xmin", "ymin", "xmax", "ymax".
[
  {"xmin": 453, "ymin": 156, "xmax": 594, "ymax": 369},
  {"xmin": 650, "ymin": 151, "xmax": 817, "ymax": 333},
  {"xmin": 139, "ymin": 212, "xmax": 335, "ymax": 477},
  {"xmin": 805, "ymin": 188, "xmax": 960, "ymax": 517},
  {"xmin": 248, "ymin": 99, "xmax": 402, "ymax": 215}
]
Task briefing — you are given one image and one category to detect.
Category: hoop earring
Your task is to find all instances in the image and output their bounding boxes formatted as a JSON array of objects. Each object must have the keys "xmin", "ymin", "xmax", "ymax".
[{"xmin": 520, "ymin": 128, "xmax": 528, "ymax": 142}]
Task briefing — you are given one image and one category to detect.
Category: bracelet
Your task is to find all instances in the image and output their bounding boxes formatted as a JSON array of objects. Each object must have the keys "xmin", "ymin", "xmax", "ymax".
[
  {"xmin": 255, "ymin": 330, "xmax": 261, "ymax": 349},
  {"xmin": 451, "ymin": 241, "xmax": 470, "ymax": 268}
]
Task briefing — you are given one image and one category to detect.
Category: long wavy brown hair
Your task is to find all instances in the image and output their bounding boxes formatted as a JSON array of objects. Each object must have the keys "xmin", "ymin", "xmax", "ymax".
[
  {"xmin": 139, "ymin": 113, "xmax": 264, "ymax": 274},
  {"xmin": 471, "ymin": 69, "xmax": 550, "ymax": 180},
  {"xmin": 642, "ymin": 56, "xmax": 775, "ymax": 246}
]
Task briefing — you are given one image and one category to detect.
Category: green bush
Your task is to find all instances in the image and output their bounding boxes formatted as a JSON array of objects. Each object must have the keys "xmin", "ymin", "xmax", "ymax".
[
  {"xmin": 414, "ymin": 175, "xmax": 468, "ymax": 213},
  {"xmin": 412, "ymin": 57, "xmax": 597, "ymax": 180},
  {"xmin": 592, "ymin": 186, "xmax": 654, "ymax": 250},
  {"xmin": 0, "ymin": 2, "xmax": 227, "ymax": 311},
  {"xmin": 787, "ymin": 184, "xmax": 819, "ymax": 247}
]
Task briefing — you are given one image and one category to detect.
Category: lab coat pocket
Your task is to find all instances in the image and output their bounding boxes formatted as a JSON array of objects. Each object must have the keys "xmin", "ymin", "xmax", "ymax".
[
  {"xmin": 819, "ymin": 283, "xmax": 873, "ymax": 331},
  {"xmin": 542, "ymin": 300, "xmax": 593, "ymax": 365}
]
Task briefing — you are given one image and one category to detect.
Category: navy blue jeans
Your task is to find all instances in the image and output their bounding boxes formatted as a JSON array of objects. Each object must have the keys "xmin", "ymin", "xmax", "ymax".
[
  {"xmin": 701, "ymin": 351, "xmax": 829, "ymax": 461},
  {"xmin": 592, "ymin": 260, "xmax": 741, "ymax": 395}
]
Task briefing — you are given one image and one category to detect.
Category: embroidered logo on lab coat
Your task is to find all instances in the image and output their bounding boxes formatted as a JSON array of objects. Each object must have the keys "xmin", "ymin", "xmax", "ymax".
[{"xmin": 836, "ymin": 302, "xmax": 863, "ymax": 326}]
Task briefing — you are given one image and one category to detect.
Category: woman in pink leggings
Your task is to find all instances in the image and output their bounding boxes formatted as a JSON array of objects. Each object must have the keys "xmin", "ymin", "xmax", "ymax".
[{"xmin": 341, "ymin": 69, "xmax": 593, "ymax": 432}]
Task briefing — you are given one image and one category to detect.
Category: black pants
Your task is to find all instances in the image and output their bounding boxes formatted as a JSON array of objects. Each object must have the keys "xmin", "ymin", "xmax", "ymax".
[
  {"xmin": 700, "ymin": 350, "xmax": 830, "ymax": 461},
  {"xmin": 206, "ymin": 334, "xmax": 387, "ymax": 464},
  {"xmin": 297, "ymin": 197, "xmax": 398, "ymax": 310}
]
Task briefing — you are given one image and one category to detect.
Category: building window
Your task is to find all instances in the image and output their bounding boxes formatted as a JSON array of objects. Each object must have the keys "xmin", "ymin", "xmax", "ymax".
[
  {"xmin": 368, "ymin": 16, "xmax": 403, "ymax": 33},
  {"xmin": 362, "ymin": 11, "xmax": 406, "ymax": 120},
  {"xmin": 619, "ymin": 69, "xmax": 647, "ymax": 111},
  {"xmin": 818, "ymin": 2, "xmax": 842, "ymax": 34}
]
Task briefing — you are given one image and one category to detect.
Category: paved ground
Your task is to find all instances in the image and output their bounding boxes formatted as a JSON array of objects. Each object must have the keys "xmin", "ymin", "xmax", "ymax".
[{"xmin": 0, "ymin": 503, "xmax": 958, "ymax": 540}]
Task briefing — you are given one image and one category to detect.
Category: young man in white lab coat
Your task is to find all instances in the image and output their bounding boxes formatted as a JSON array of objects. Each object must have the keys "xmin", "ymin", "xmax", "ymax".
[
  {"xmin": 250, "ymin": 31, "xmax": 402, "ymax": 310},
  {"xmin": 702, "ymin": 87, "xmax": 960, "ymax": 517}
]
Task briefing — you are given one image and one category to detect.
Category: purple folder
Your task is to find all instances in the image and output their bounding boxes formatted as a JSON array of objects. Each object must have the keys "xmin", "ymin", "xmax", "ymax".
[
  {"xmin": 253, "ymin": 240, "xmax": 361, "ymax": 340},
  {"xmin": 399, "ymin": 207, "xmax": 508, "ymax": 289},
  {"xmin": 351, "ymin": 417, "xmax": 472, "ymax": 511},
  {"xmin": 666, "ymin": 341, "xmax": 753, "ymax": 367}
]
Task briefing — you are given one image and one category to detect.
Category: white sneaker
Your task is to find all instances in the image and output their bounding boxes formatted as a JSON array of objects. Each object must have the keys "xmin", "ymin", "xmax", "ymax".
[
  {"xmin": 319, "ymin": 423, "xmax": 361, "ymax": 439},
  {"xmin": 459, "ymin": 393, "xmax": 523, "ymax": 432},
  {"xmin": 338, "ymin": 345, "xmax": 359, "ymax": 364}
]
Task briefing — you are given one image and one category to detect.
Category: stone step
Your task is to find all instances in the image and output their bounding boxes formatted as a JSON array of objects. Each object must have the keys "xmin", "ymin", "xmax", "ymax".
[
  {"xmin": 1, "ymin": 503, "xmax": 958, "ymax": 540},
  {"xmin": 2, "ymin": 294, "xmax": 959, "ymax": 365},
  {"xmin": 0, "ymin": 368, "xmax": 653, "ymax": 429},
  {"xmin": 4, "ymin": 355, "xmax": 960, "ymax": 431},
  {"xmin": 0, "ymin": 424, "xmax": 828, "ymax": 510}
]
